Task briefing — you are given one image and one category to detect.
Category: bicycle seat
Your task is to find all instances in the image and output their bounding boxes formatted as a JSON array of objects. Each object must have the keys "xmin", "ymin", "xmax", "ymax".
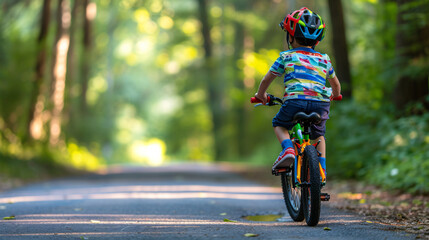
[{"xmin": 293, "ymin": 112, "xmax": 321, "ymax": 124}]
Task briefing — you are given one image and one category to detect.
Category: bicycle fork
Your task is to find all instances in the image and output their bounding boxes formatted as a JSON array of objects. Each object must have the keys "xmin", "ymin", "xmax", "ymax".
[
  {"xmin": 293, "ymin": 140, "xmax": 330, "ymax": 201},
  {"xmin": 294, "ymin": 140, "xmax": 326, "ymax": 184}
]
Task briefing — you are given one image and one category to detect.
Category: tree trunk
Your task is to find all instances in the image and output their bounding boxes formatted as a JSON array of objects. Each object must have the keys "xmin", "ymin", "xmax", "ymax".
[
  {"xmin": 65, "ymin": 0, "xmax": 80, "ymax": 122},
  {"xmin": 197, "ymin": 0, "xmax": 224, "ymax": 160},
  {"xmin": 49, "ymin": 0, "xmax": 71, "ymax": 145},
  {"xmin": 80, "ymin": 0, "xmax": 95, "ymax": 113},
  {"xmin": 105, "ymin": 0, "xmax": 116, "ymax": 91},
  {"xmin": 393, "ymin": 0, "xmax": 429, "ymax": 111},
  {"xmin": 327, "ymin": 0, "xmax": 352, "ymax": 98},
  {"xmin": 232, "ymin": 1, "xmax": 247, "ymax": 157},
  {"xmin": 27, "ymin": 0, "xmax": 51, "ymax": 141}
]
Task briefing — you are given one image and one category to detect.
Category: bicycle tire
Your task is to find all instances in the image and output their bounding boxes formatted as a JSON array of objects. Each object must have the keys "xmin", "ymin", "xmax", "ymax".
[
  {"xmin": 301, "ymin": 145, "xmax": 321, "ymax": 226},
  {"xmin": 281, "ymin": 169, "xmax": 304, "ymax": 221}
]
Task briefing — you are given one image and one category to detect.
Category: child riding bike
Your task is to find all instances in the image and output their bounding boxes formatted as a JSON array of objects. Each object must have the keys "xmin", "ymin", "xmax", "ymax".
[{"xmin": 254, "ymin": 7, "xmax": 342, "ymax": 177}]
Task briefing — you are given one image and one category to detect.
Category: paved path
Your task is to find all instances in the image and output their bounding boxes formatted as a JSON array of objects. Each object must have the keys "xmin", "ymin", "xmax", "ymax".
[{"xmin": 0, "ymin": 163, "xmax": 416, "ymax": 239}]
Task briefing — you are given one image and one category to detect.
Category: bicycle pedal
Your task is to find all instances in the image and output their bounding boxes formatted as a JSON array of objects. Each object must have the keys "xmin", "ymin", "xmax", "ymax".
[
  {"xmin": 321, "ymin": 193, "xmax": 330, "ymax": 201},
  {"xmin": 271, "ymin": 169, "xmax": 278, "ymax": 176},
  {"xmin": 272, "ymin": 168, "xmax": 289, "ymax": 176}
]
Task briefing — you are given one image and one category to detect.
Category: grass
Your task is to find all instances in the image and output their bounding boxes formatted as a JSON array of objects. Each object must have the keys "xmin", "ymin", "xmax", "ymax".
[{"xmin": 0, "ymin": 142, "xmax": 99, "ymax": 192}]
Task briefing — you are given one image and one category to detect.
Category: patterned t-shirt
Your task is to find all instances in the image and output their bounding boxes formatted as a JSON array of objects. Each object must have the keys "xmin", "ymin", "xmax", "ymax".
[{"xmin": 269, "ymin": 47, "xmax": 336, "ymax": 102}]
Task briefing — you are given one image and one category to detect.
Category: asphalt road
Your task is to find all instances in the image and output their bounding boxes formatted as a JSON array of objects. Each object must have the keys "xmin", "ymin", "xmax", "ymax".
[{"xmin": 0, "ymin": 163, "xmax": 416, "ymax": 239}]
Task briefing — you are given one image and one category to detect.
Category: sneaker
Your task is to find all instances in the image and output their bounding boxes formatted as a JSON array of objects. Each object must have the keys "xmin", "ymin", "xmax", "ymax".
[{"xmin": 272, "ymin": 147, "xmax": 295, "ymax": 169}]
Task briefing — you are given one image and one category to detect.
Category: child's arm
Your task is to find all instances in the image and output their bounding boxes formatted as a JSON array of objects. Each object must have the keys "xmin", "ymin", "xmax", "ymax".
[
  {"xmin": 255, "ymin": 71, "xmax": 277, "ymax": 104},
  {"xmin": 328, "ymin": 75, "xmax": 341, "ymax": 98}
]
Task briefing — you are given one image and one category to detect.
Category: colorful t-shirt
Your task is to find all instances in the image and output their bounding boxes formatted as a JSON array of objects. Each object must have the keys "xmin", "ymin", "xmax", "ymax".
[{"xmin": 269, "ymin": 47, "xmax": 335, "ymax": 102}]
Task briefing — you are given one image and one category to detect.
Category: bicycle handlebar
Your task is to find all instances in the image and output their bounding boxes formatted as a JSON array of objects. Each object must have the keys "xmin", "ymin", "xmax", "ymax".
[
  {"xmin": 250, "ymin": 94, "xmax": 283, "ymax": 106},
  {"xmin": 331, "ymin": 95, "xmax": 343, "ymax": 101},
  {"xmin": 250, "ymin": 95, "xmax": 271, "ymax": 103},
  {"xmin": 251, "ymin": 94, "xmax": 342, "ymax": 106}
]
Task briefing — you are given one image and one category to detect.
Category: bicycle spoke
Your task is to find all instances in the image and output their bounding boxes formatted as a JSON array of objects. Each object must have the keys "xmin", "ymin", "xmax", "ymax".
[{"xmin": 281, "ymin": 170, "xmax": 304, "ymax": 221}]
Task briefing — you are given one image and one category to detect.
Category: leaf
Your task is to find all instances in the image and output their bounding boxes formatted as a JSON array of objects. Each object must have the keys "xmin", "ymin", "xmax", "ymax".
[
  {"xmin": 3, "ymin": 215, "xmax": 15, "ymax": 220},
  {"xmin": 244, "ymin": 233, "xmax": 259, "ymax": 237},
  {"xmin": 220, "ymin": 213, "xmax": 227, "ymax": 216},
  {"xmin": 90, "ymin": 220, "xmax": 101, "ymax": 223},
  {"xmin": 223, "ymin": 218, "xmax": 237, "ymax": 223},
  {"xmin": 366, "ymin": 221, "xmax": 373, "ymax": 223},
  {"xmin": 323, "ymin": 227, "xmax": 331, "ymax": 231}
]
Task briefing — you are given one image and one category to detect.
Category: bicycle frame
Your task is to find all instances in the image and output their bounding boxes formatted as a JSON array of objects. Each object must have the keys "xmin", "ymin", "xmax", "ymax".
[{"xmin": 290, "ymin": 123, "xmax": 326, "ymax": 184}]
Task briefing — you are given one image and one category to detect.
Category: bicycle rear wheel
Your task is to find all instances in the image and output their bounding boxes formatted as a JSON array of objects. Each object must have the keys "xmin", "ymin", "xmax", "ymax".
[
  {"xmin": 301, "ymin": 145, "xmax": 321, "ymax": 226},
  {"xmin": 281, "ymin": 168, "xmax": 304, "ymax": 221}
]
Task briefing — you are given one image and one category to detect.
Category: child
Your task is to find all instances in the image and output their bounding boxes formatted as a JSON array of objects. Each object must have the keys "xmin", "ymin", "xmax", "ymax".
[{"xmin": 254, "ymin": 7, "xmax": 341, "ymax": 175}]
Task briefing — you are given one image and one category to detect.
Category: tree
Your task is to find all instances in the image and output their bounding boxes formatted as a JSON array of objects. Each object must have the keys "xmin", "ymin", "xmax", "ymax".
[
  {"xmin": 49, "ymin": 0, "xmax": 71, "ymax": 145},
  {"xmin": 393, "ymin": 0, "xmax": 429, "ymax": 111},
  {"xmin": 65, "ymin": 0, "xmax": 81, "ymax": 120},
  {"xmin": 27, "ymin": 0, "xmax": 51, "ymax": 141},
  {"xmin": 327, "ymin": 0, "xmax": 352, "ymax": 98},
  {"xmin": 197, "ymin": 0, "xmax": 225, "ymax": 160},
  {"xmin": 80, "ymin": 0, "xmax": 95, "ymax": 113},
  {"xmin": 232, "ymin": 1, "xmax": 250, "ymax": 157}
]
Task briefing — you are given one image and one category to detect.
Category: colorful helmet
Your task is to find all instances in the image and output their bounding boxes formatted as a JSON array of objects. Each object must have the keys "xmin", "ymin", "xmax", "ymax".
[{"xmin": 279, "ymin": 7, "xmax": 326, "ymax": 43}]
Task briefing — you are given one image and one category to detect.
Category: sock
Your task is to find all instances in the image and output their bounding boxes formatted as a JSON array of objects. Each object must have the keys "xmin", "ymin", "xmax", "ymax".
[
  {"xmin": 281, "ymin": 139, "xmax": 293, "ymax": 150},
  {"xmin": 319, "ymin": 157, "xmax": 326, "ymax": 174}
]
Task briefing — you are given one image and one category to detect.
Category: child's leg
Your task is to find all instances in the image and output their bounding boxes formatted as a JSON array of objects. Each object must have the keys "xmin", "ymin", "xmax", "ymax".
[
  {"xmin": 272, "ymin": 126, "xmax": 295, "ymax": 169},
  {"xmin": 313, "ymin": 135, "xmax": 325, "ymax": 158},
  {"xmin": 314, "ymin": 135, "xmax": 327, "ymax": 176},
  {"xmin": 274, "ymin": 126, "xmax": 290, "ymax": 143},
  {"xmin": 274, "ymin": 126, "xmax": 294, "ymax": 150}
]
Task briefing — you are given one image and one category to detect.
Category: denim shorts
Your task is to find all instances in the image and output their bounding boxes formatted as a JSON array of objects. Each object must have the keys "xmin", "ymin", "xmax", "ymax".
[{"xmin": 272, "ymin": 99, "xmax": 330, "ymax": 140}]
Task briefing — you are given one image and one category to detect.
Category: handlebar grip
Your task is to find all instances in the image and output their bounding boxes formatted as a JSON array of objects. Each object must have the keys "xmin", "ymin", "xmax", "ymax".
[
  {"xmin": 250, "ymin": 95, "xmax": 270, "ymax": 103},
  {"xmin": 332, "ymin": 94, "xmax": 343, "ymax": 101}
]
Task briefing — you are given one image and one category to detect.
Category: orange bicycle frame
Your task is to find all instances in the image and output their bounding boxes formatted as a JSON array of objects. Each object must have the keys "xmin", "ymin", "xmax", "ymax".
[{"xmin": 295, "ymin": 139, "xmax": 326, "ymax": 183}]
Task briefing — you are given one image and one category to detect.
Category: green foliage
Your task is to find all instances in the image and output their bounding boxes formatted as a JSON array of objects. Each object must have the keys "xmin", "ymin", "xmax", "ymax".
[
  {"xmin": 327, "ymin": 101, "xmax": 429, "ymax": 194},
  {"xmin": 326, "ymin": 101, "xmax": 384, "ymax": 179},
  {"xmin": 0, "ymin": 0, "xmax": 428, "ymax": 194},
  {"xmin": 368, "ymin": 113, "xmax": 429, "ymax": 193},
  {"xmin": 0, "ymin": 28, "xmax": 35, "ymax": 136},
  {"xmin": 227, "ymin": 142, "xmax": 280, "ymax": 167},
  {"xmin": 0, "ymin": 133, "xmax": 104, "ymax": 181}
]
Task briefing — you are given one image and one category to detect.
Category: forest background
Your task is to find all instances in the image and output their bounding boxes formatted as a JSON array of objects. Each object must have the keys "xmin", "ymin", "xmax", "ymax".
[{"xmin": 0, "ymin": 0, "xmax": 428, "ymax": 194}]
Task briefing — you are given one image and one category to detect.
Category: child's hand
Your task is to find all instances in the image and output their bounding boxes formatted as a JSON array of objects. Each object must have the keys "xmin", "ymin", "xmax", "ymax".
[
  {"xmin": 330, "ymin": 94, "xmax": 343, "ymax": 101},
  {"xmin": 254, "ymin": 93, "xmax": 268, "ymax": 105}
]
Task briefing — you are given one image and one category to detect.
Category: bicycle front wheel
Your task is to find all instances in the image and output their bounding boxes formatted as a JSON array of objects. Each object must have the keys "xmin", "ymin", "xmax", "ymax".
[
  {"xmin": 281, "ymin": 169, "xmax": 304, "ymax": 221},
  {"xmin": 301, "ymin": 145, "xmax": 321, "ymax": 226}
]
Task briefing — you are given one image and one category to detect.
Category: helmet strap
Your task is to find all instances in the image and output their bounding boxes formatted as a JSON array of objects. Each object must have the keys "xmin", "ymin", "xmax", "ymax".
[
  {"xmin": 286, "ymin": 33, "xmax": 292, "ymax": 50},
  {"xmin": 312, "ymin": 41, "xmax": 320, "ymax": 50}
]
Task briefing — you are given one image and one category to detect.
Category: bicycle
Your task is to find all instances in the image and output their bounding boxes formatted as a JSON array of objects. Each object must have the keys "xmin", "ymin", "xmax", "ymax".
[{"xmin": 250, "ymin": 93, "xmax": 342, "ymax": 226}]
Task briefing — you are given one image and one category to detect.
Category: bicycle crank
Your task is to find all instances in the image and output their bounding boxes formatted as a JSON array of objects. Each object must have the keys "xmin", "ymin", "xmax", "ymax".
[{"xmin": 321, "ymin": 193, "xmax": 330, "ymax": 201}]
